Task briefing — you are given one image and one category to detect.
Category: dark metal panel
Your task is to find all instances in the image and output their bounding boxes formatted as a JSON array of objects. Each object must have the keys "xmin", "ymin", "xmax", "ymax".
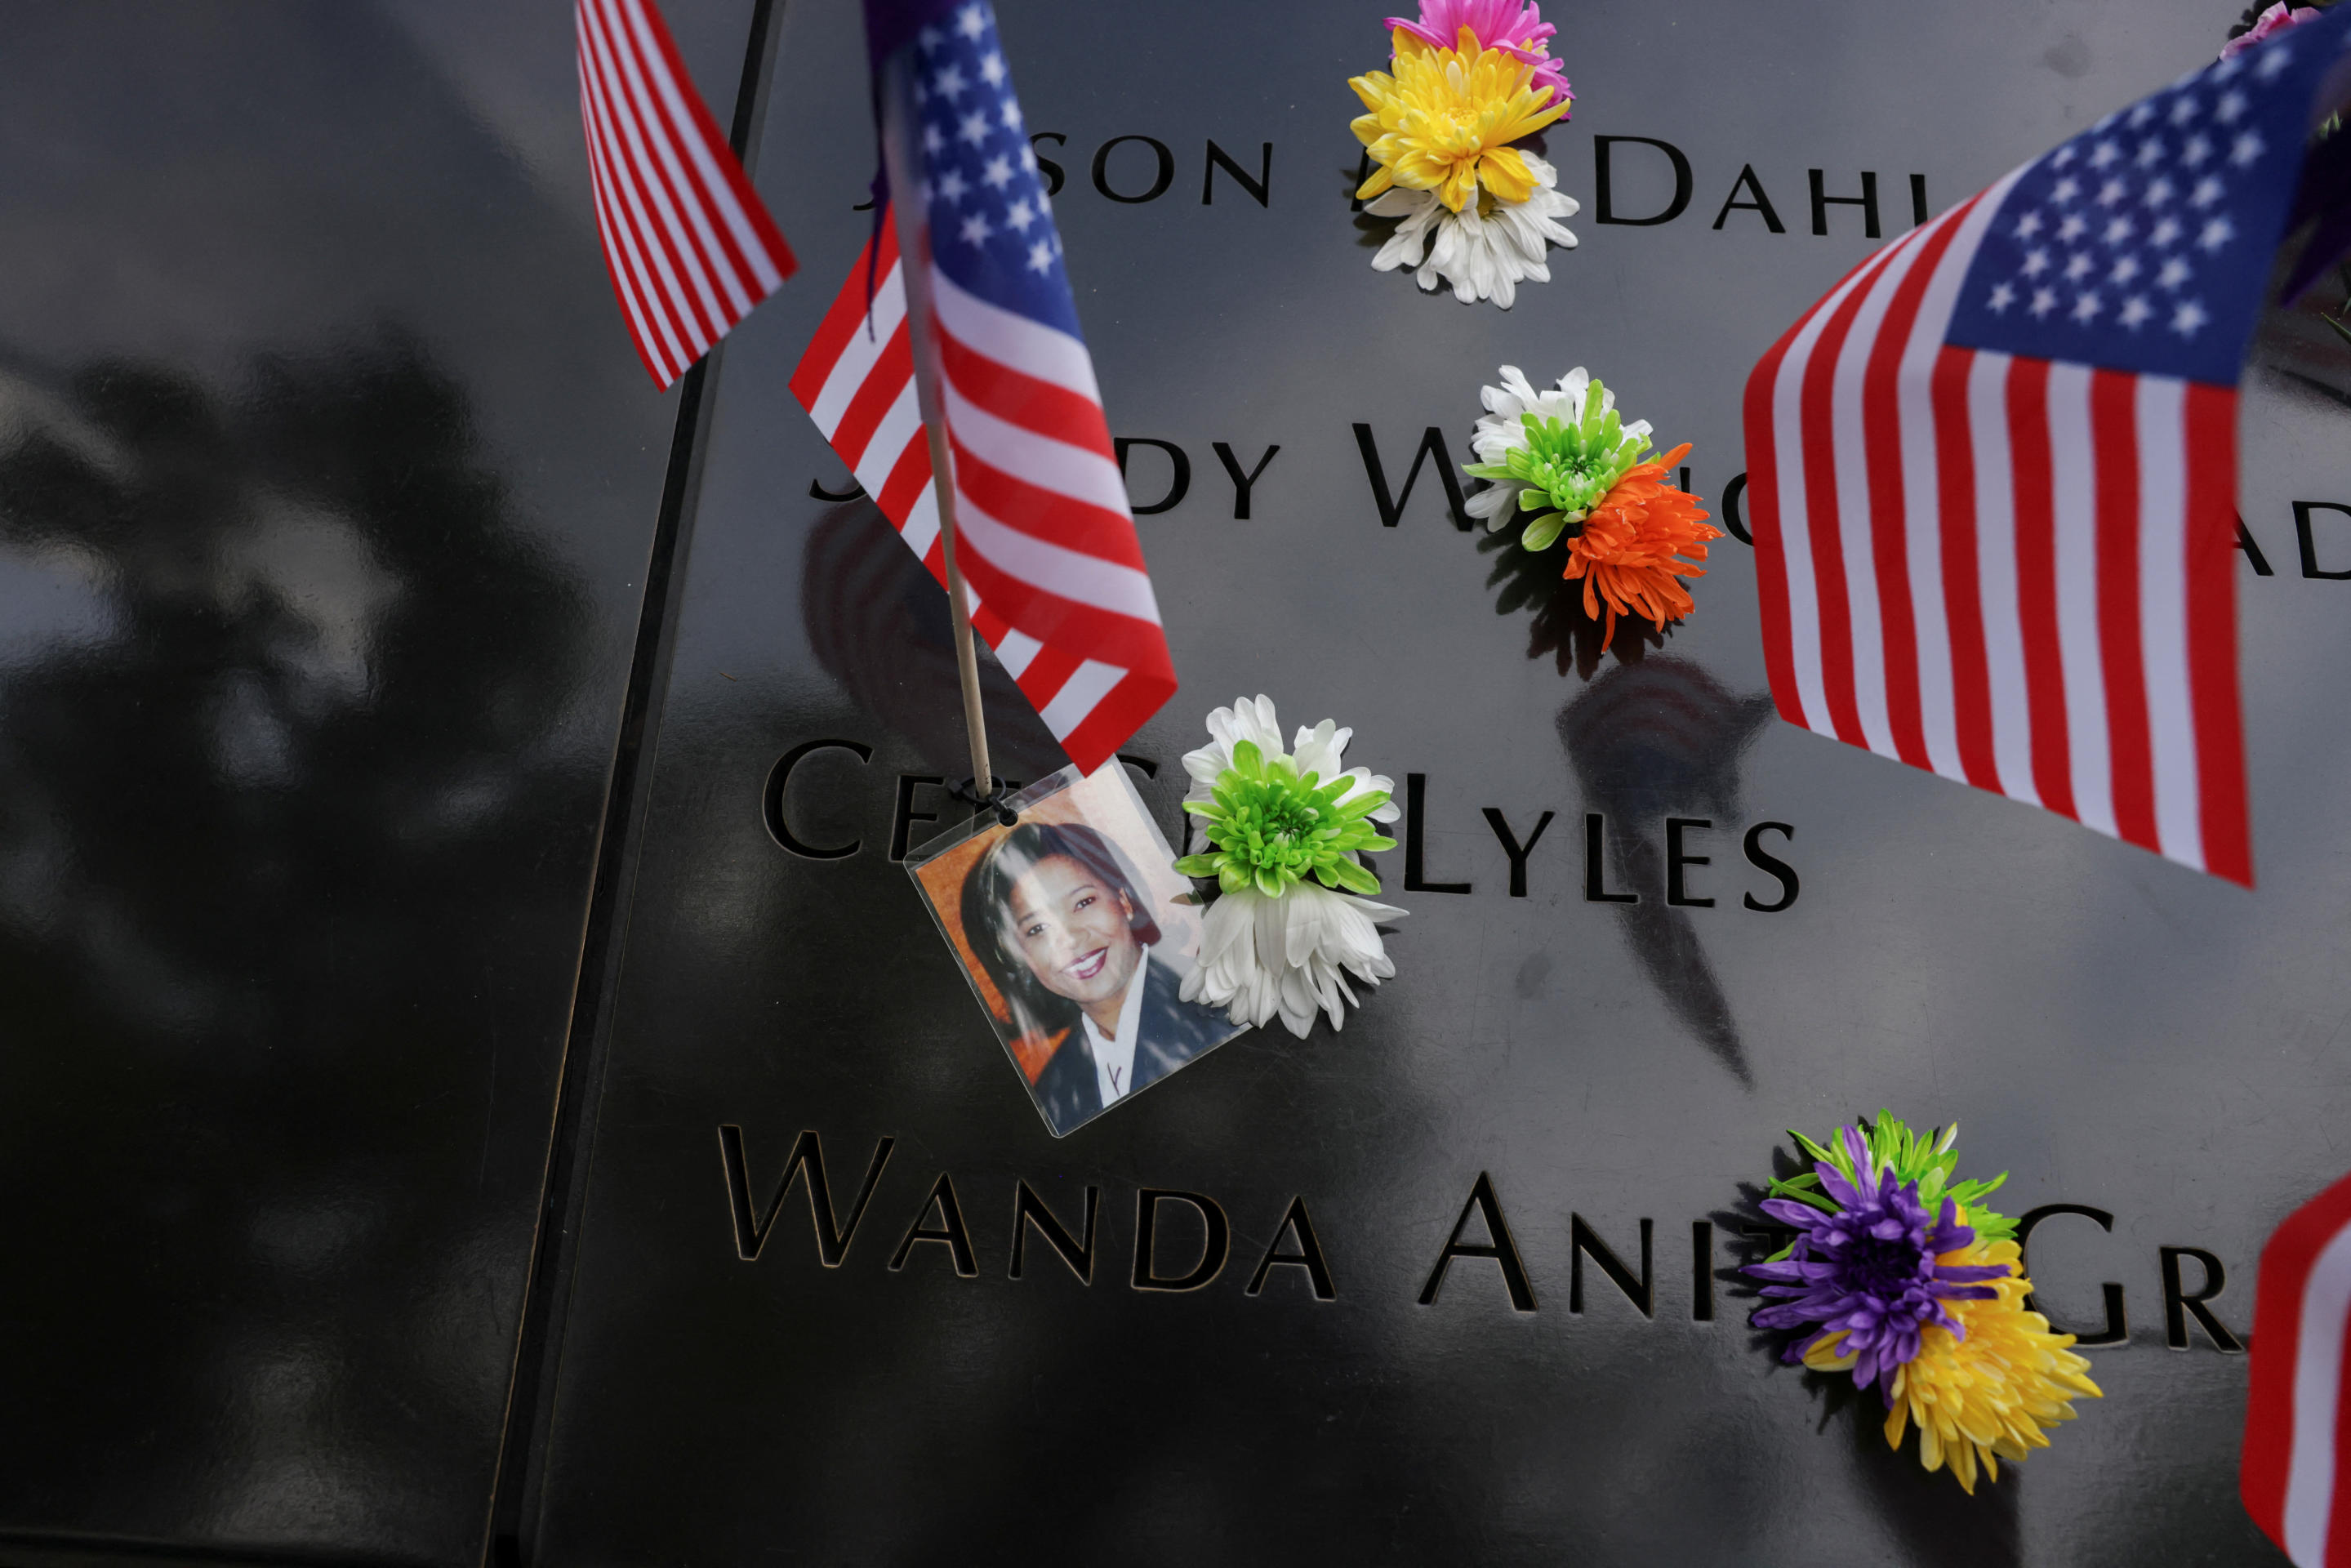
[
  {"xmin": 0, "ymin": 3, "xmax": 755, "ymax": 1564},
  {"xmin": 545, "ymin": 0, "xmax": 2344, "ymax": 1563}
]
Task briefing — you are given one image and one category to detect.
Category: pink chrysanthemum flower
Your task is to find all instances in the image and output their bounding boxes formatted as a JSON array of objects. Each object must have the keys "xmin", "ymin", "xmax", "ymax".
[
  {"xmin": 2221, "ymin": 1, "xmax": 2324, "ymax": 58},
  {"xmin": 1385, "ymin": 0, "xmax": 1572, "ymax": 108}
]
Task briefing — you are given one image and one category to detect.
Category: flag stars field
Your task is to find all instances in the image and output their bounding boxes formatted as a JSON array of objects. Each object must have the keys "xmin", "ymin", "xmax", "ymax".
[
  {"xmin": 1966, "ymin": 68, "xmax": 2278, "ymax": 346},
  {"xmin": 914, "ymin": 2, "xmax": 1073, "ymax": 300}
]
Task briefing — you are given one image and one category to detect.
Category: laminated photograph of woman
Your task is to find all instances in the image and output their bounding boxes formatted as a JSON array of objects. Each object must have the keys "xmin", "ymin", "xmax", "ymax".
[{"xmin": 958, "ymin": 821, "xmax": 1238, "ymax": 1134}]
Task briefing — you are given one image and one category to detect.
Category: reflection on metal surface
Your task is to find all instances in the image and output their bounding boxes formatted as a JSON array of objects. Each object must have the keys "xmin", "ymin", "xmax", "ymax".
[
  {"xmin": 2254, "ymin": 275, "xmax": 2351, "ymax": 409},
  {"xmin": 0, "ymin": 345, "xmax": 601, "ymax": 1559},
  {"xmin": 1477, "ymin": 520, "xmax": 1672, "ymax": 679},
  {"xmin": 0, "ymin": 0, "xmax": 761, "ymax": 1561},
  {"xmin": 1721, "ymin": 1172, "xmax": 2028, "ymax": 1567},
  {"xmin": 301, "ymin": 0, "xmax": 2351, "ymax": 1560},
  {"xmin": 802, "ymin": 497, "xmax": 1070, "ymax": 783},
  {"xmin": 1821, "ymin": 1369, "xmax": 2027, "ymax": 1568},
  {"xmin": 1558, "ymin": 658, "xmax": 1774, "ymax": 1085},
  {"xmin": 0, "ymin": 345, "xmax": 587, "ymax": 1028}
]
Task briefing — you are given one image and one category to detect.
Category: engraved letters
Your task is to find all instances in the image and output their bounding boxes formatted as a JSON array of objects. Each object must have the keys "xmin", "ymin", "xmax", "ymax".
[
  {"xmin": 1418, "ymin": 1173, "xmax": 1538, "ymax": 1312},
  {"xmin": 714, "ymin": 1126, "xmax": 2244, "ymax": 1354},
  {"xmin": 2158, "ymin": 1245, "xmax": 2243, "ymax": 1352},
  {"xmin": 1133, "ymin": 1189, "xmax": 1231, "ymax": 1292},
  {"xmin": 1592, "ymin": 134, "xmax": 1925, "ymax": 240},
  {"xmin": 786, "ymin": 745, "xmax": 1805, "ymax": 912},
  {"xmin": 719, "ymin": 1126, "xmax": 895, "ymax": 1265},
  {"xmin": 1247, "ymin": 1197, "xmax": 1337, "ymax": 1300}
]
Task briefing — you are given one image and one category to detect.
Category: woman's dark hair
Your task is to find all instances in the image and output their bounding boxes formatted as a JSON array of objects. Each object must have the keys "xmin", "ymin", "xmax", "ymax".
[{"xmin": 960, "ymin": 821, "xmax": 1161, "ymax": 1035}]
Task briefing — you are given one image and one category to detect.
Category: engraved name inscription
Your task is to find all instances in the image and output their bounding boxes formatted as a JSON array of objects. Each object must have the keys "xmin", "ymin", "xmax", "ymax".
[
  {"xmin": 762, "ymin": 743, "xmax": 1803, "ymax": 911},
  {"xmin": 717, "ymin": 1127, "xmax": 2245, "ymax": 1352}
]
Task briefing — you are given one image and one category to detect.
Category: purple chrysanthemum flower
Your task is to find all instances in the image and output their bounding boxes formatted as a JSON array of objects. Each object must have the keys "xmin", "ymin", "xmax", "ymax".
[{"xmin": 1746, "ymin": 1127, "xmax": 2010, "ymax": 1395}]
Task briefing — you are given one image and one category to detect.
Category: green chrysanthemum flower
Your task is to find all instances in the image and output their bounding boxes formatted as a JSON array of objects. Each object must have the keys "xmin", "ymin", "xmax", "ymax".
[
  {"xmin": 1765, "ymin": 1110, "xmax": 2015, "ymax": 1257},
  {"xmin": 1173, "ymin": 739, "xmax": 1396, "ymax": 900},
  {"xmin": 1463, "ymin": 366, "xmax": 1654, "ymax": 553}
]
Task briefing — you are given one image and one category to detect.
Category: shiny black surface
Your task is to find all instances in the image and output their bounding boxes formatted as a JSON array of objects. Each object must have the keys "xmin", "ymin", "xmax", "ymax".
[
  {"xmin": 523, "ymin": 1, "xmax": 2351, "ymax": 1563},
  {"xmin": 11, "ymin": 1, "xmax": 2351, "ymax": 1564},
  {"xmin": 0, "ymin": 5, "xmax": 754, "ymax": 1564}
]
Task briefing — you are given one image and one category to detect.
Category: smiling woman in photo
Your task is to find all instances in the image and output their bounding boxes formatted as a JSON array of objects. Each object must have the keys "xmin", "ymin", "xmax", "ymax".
[{"xmin": 960, "ymin": 821, "xmax": 1233, "ymax": 1135}]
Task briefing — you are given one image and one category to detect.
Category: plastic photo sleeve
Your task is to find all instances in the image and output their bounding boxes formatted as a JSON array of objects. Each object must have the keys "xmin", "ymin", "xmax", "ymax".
[{"xmin": 904, "ymin": 761, "xmax": 1249, "ymax": 1138}]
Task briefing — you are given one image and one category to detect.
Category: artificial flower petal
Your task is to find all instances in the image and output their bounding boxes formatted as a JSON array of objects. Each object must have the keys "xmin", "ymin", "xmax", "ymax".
[
  {"xmin": 1385, "ymin": 0, "xmax": 1573, "ymax": 105},
  {"xmin": 1881, "ymin": 1237, "xmax": 2104, "ymax": 1494},
  {"xmin": 1563, "ymin": 443, "xmax": 1723, "ymax": 648},
  {"xmin": 1464, "ymin": 361, "xmax": 1662, "ymax": 566},
  {"xmin": 2222, "ymin": 2, "xmax": 2323, "ymax": 58},
  {"xmin": 1468, "ymin": 364, "xmax": 1649, "ymax": 501},
  {"xmin": 1350, "ymin": 33, "xmax": 1567, "ymax": 213},
  {"xmin": 1176, "ymin": 697, "xmax": 1406, "ymax": 1037},
  {"xmin": 1363, "ymin": 154, "xmax": 1578, "ymax": 309},
  {"xmin": 1745, "ymin": 1115, "xmax": 2098, "ymax": 1493}
]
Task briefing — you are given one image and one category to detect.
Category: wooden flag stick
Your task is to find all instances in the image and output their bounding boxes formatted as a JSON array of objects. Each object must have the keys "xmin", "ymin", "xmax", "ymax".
[
  {"xmin": 880, "ymin": 53, "xmax": 996, "ymax": 804},
  {"xmin": 928, "ymin": 424, "xmax": 995, "ymax": 800}
]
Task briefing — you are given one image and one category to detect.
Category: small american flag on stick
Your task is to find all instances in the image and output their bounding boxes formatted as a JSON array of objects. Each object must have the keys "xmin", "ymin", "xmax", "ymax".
[
  {"xmin": 1745, "ymin": 10, "xmax": 2351, "ymax": 884},
  {"xmin": 2245, "ymin": 1168, "xmax": 2351, "ymax": 1565},
  {"xmin": 791, "ymin": 0, "xmax": 1178, "ymax": 780},
  {"xmin": 576, "ymin": 0, "xmax": 796, "ymax": 387}
]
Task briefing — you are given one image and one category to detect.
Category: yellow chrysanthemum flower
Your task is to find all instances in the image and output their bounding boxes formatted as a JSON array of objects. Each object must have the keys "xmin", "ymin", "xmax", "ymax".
[
  {"xmin": 1805, "ymin": 1234, "xmax": 2104, "ymax": 1494},
  {"xmin": 1349, "ymin": 26, "xmax": 1566, "ymax": 213}
]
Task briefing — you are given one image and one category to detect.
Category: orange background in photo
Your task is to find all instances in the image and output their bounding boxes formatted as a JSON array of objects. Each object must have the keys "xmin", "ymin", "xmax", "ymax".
[{"xmin": 911, "ymin": 768, "xmax": 1198, "ymax": 1084}]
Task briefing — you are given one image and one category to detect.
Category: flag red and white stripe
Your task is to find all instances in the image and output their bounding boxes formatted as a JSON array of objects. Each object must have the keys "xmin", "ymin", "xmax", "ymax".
[
  {"xmin": 575, "ymin": 0, "xmax": 795, "ymax": 387},
  {"xmin": 2245, "ymin": 1170, "xmax": 2351, "ymax": 1565},
  {"xmin": 1743, "ymin": 176, "xmax": 2251, "ymax": 884},
  {"xmin": 790, "ymin": 217, "xmax": 1177, "ymax": 776}
]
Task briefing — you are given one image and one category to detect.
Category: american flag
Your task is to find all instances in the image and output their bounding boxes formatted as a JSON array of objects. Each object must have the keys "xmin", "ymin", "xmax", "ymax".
[
  {"xmin": 2245, "ymin": 1168, "xmax": 2351, "ymax": 1566},
  {"xmin": 576, "ymin": 0, "xmax": 797, "ymax": 387},
  {"xmin": 791, "ymin": 0, "xmax": 1177, "ymax": 776},
  {"xmin": 1746, "ymin": 10, "xmax": 2351, "ymax": 885}
]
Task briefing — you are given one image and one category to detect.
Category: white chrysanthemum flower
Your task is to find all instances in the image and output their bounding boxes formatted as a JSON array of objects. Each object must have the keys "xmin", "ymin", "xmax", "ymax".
[
  {"xmin": 1182, "ymin": 704, "xmax": 1401, "ymax": 828},
  {"xmin": 1463, "ymin": 365, "xmax": 1654, "ymax": 531},
  {"xmin": 1179, "ymin": 693, "xmax": 1288, "ymax": 793},
  {"xmin": 1174, "ymin": 696, "xmax": 1406, "ymax": 1038},
  {"xmin": 1186, "ymin": 880, "xmax": 1408, "ymax": 1040},
  {"xmin": 1365, "ymin": 151, "xmax": 1578, "ymax": 309}
]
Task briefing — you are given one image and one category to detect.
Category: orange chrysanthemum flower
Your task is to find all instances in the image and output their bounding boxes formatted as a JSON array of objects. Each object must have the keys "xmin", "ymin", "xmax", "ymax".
[{"xmin": 1561, "ymin": 442, "xmax": 1721, "ymax": 647}]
